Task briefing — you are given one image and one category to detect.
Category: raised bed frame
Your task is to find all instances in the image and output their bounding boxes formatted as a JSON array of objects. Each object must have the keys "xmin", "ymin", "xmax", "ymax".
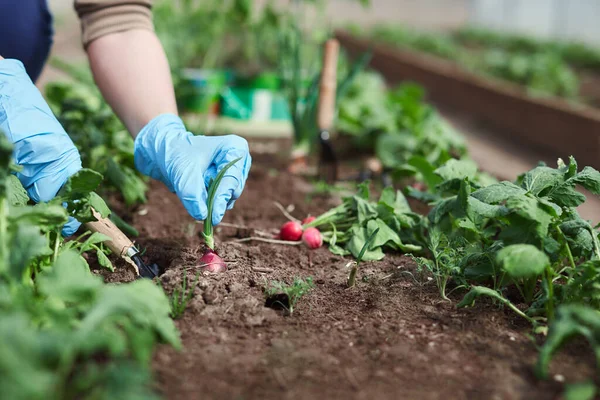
[{"xmin": 335, "ymin": 30, "xmax": 600, "ymax": 170}]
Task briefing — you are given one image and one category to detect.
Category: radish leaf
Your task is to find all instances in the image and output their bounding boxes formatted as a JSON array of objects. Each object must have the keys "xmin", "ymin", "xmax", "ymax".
[{"xmin": 202, "ymin": 157, "xmax": 242, "ymax": 249}]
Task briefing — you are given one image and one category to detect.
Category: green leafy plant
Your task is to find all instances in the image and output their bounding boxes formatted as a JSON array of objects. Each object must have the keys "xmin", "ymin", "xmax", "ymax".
[
  {"xmin": 0, "ymin": 133, "xmax": 180, "ymax": 398},
  {"xmin": 413, "ymin": 229, "xmax": 467, "ymax": 301},
  {"xmin": 360, "ymin": 24, "xmax": 583, "ymax": 100},
  {"xmin": 170, "ymin": 272, "xmax": 201, "ymax": 319},
  {"xmin": 305, "ymin": 183, "xmax": 423, "ymax": 261},
  {"xmin": 264, "ymin": 277, "xmax": 315, "ymax": 315},
  {"xmin": 202, "ymin": 157, "xmax": 242, "ymax": 249},
  {"xmin": 536, "ymin": 305, "xmax": 600, "ymax": 380},
  {"xmin": 347, "ymin": 227, "xmax": 379, "ymax": 287},
  {"xmin": 279, "ymin": 23, "xmax": 371, "ymax": 160}
]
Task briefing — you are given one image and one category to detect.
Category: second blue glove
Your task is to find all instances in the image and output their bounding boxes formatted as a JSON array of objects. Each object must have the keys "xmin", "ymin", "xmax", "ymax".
[{"xmin": 134, "ymin": 114, "xmax": 251, "ymax": 226}]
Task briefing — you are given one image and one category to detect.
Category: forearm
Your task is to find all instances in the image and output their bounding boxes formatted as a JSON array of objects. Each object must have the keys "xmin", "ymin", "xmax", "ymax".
[{"xmin": 86, "ymin": 29, "xmax": 178, "ymax": 136}]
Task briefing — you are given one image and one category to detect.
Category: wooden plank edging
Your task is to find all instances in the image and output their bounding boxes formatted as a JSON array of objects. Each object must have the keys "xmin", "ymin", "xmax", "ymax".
[{"xmin": 335, "ymin": 30, "xmax": 600, "ymax": 169}]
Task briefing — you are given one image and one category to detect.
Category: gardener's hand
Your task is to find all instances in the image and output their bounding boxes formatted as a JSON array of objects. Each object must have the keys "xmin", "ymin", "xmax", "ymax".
[
  {"xmin": 134, "ymin": 114, "xmax": 251, "ymax": 225},
  {"xmin": 0, "ymin": 59, "xmax": 82, "ymax": 236}
]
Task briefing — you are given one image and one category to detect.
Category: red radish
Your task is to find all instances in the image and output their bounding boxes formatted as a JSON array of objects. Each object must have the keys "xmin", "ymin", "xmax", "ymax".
[
  {"xmin": 199, "ymin": 249, "xmax": 227, "ymax": 272},
  {"xmin": 302, "ymin": 216, "xmax": 316, "ymax": 225},
  {"xmin": 302, "ymin": 228, "xmax": 323, "ymax": 249},
  {"xmin": 280, "ymin": 221, "xmax": 303, "ymax": 241}
]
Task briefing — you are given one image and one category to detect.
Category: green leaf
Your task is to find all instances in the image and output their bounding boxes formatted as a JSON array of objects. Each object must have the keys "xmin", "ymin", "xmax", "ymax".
[
  {"xmin": 522, "ymin": 166, "xmax": 562, "ymax": 195},
  {"xmin": 496, "ymin": 244, "xmax": 549, "ymax": 280},
  {"xmin": 378, "ymin": 187, "xmax": 411, "ymax": 214},
  {"xmin": 354, "ymin": 197, "xmax": 378, "ymax": 223},
  {"xmin": 500, "ymin": 195, "xmax": 553, "ymax": 245},
  {"xmin": 75, "ymin": 279, "xmax": 181, "ymax": 362},
  {"xmin": 357, "ymin": 227, "xmax": 380, "ymax": 263},
  {"xmin": 548, "ymin": 166, "xmax": 600, "ymax": 208},
  {"xmin": 95, "ymin": 245, "xmax": 114, "ymax": 271},
  {"xmin": 537, "ymin": 305, "xmax": 600, "ymax": 379},
  {"xmin": 471, "ymin": 181, "xmax": 526, "ymax": 204},
  {"xmin": 458, "ymin": 286, "xmax": 509, "ymax": 308},
  {"xmin": 7, "ymin": 224, "xmax": 52, "ymax": 280},
  {"xmin": 58, "ymin": 169, "xmax": 103, "ymax": 198},
  {"xmin": 560, "ymin": 214, "xmax": 595, "ymax": 258},
  {"xmin": 366, "ymin": 219, "xmax": 402, "ymax": 250},
  {"xmin": 79, "ymin": 232, "xmax": 112, "ymax": 253},
  {"xmin": 346, "ymin": 225, "xmax": 385, "ymax": 261},
  {"xmin": 434, "ymin": 158, "xmax": 478, "ymax": 182},
  {"xmin": 89, "ymin": 192, "xmax": 111, "ymax": 219},
  {"xmin": 564, "ymin": 381, "xmax": 597, "ymax": 400},
  {"xmin": 573, "ymin": 166, "xmax": 600, "ymax": 194},
  {"xmin": 38, "ymin": 249, "xmax": 104, "ymax": 304},
  {"xmin": 408, "ymin": 155, "xmax": 442, "ymax": 189},
  {"xmin": 0, "ymin": 314, "xmax": 59, "ymax": 399},
  {"xmin": 548, "ymin": 184, "xmax": 586, "ymax": 208},
  {"xmin": 8, "ymin": 203, "xmax": 68, "ymax": 229},
  {"xmin": 329, "ymin": 244, "xmax": 350, "ymax": 256},
  {"xmin": 203, "ymin": 157, "xmax": 242, "ymax": 249},
  {"xmin": 7, "ymin": 175, "xmax": 29, "ymax": 206},
  {"xmin": 467, "ymin": 196, "xmax": 508, "ymax": 222}
]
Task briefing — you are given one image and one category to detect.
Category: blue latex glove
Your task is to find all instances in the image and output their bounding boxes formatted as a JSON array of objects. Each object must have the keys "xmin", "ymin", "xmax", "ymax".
[
  {"xmin": 0, "ymin": 59, "xmax": 82, "ymax": 236},
  {"xmin": 134, "ymin": 114, "xmax": 251, "ymax": 226}
]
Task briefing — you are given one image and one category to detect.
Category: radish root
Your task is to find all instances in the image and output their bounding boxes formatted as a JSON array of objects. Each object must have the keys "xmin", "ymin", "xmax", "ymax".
[
  {"xmin": 273, "ymin": 202, "xmax": 300, "ymax": 223},
  {"xmin": 231, "ymin": 237, "xmax": 303, "ymax": 245}
]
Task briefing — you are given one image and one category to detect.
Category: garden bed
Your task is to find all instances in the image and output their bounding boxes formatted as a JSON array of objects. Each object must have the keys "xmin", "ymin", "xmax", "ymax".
[
  {"xmin": 335, "ymin": 30, "xmax": 600, "ymax": 171},
  {"xmin": 100, "ymin": 140, "xmax": 593, "ymax": 400}
]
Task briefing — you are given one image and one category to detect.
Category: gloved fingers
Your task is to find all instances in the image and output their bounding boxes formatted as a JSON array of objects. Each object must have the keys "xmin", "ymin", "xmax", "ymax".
[
  {"xmin": 227, "ymin": 199, "xmax": 236, "ymax": 211},
  {"xmin": 27, "ymin": 154, "xmax": 82, "ymax": 203},
  {"xmin": 61, "ymin": 216, "xmax": 81, "ymax": 237},
  {"xmin": 211, "ymin": 175, "xmax": 240, "ymax": 226},
  {"xmin": 203, "ymin": 163, "xmax": 217, "ymax": 189},
  {"xmin": 214, "ymin": 148, "xmax": 251, "ymax": 200},
  {"xmin": 173, "ymin": 167, "xmax": 209, "ymax": 221}
]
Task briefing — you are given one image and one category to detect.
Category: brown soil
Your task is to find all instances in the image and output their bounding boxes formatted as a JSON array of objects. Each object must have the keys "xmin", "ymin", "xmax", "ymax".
[{"xmin": 100, "ymin": 141, "xmax": 595, "ymax": 400}]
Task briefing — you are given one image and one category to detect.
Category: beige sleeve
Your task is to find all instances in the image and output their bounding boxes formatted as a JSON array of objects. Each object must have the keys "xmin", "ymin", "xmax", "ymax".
[{"xmin": 74, "ymin": 0, "xmax": 154, "ymax": 47}]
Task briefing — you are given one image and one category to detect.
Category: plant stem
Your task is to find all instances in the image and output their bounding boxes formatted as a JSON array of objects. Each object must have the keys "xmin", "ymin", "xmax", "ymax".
[
  {"xmin": 545, "ymin": 266, "xmax": 555, "ymax": 322},
  {"xmin": 559, "ymin": 227, "xmax": 577, "ymax": 271},
  {"xmin": 52, "ymin": 231, "xmax": 61, "ymax": 263},
  {"xmin": 503, "ymin": 298, "xmax": 537, "ymax": 325},
  {"xmin": 347, "ymin": 262, "xmax": 358, "ymax": 288},
  {"xmin": 202, "ymin": 157, "xmax": 242, "ymax": 250},
  {"xmin": 304, "ymin": 204, "xmax": 349, "ymax": 228}
]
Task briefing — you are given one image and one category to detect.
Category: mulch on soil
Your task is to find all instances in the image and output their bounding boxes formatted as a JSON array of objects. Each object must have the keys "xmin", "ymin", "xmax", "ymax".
[{"xmin": 99, "ymin": 142, "xmax": 594, "ymax": 400}]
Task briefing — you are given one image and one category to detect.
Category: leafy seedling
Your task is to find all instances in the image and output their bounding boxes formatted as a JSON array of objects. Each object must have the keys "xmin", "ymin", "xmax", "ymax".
[
  {"xmin": 202, "ymin": 157, "xmax": 242, "ymax": 250},
  {"xmin": 264, "ymin": 277, "xmax": 314, "ymax": 315},
  {"xmin": 170, "ymin": 272, "xmax": 201, "ymax": 319},
  {"xmin": 347, "ymin": 228, "xmax": 379, "ymax": 288}
]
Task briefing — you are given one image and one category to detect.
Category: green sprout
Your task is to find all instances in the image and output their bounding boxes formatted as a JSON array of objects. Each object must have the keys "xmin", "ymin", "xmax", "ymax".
[
  {"xmin": 347, "ymin": 228, "xmax": 379, "ymax": 288},
  {"xmin": 265, "ymin": 277, "xmax": 315, "ymax": 315},
  {"xmin": 202, "ymin": 157, "xmax": 242, "ymax": 249},
  {"xmin": 170, "ymin": 272, "xmax": 201, "ymax": 319}
]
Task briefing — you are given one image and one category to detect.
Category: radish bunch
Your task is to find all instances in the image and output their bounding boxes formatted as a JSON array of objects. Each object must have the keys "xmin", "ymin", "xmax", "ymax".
[{"xmin": 279, "ymin": 216, "xmax": 323, "ymax": 250}]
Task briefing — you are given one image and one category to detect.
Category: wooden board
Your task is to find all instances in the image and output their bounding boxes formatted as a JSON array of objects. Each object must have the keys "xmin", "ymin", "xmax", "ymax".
[{"xmin": 335, "ymin": 30, "xmax": 600, "ymax": 170}]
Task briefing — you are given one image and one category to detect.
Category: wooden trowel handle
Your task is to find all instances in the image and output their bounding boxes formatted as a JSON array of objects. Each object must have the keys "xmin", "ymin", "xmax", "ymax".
[
  {"xmin": 317, "ymin": 38, "xmax": 340, "ymax": 131},
  {"xmin": 85, "ymin": 209, "xmax": 135, "ymax": 257}
]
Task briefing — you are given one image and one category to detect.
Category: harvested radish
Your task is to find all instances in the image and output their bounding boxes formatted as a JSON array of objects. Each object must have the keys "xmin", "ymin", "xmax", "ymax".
[
  {"xmin": 302, "ymin": 227, "xmax": 322, "ymax": 249},
  {"xmin": 280, "ymin": 221, "xmax": 303, "ymax": 241},
  {"xmin": 200, "ymin": 157, "xmax": 241, "ymax": 272},
  {"xmin": 302, "ymin": 216, "xmax": 316, "ymax": 225},
  {"xmin": 199, "ymin": 249, "xmax": 227, "ymax": 272}
]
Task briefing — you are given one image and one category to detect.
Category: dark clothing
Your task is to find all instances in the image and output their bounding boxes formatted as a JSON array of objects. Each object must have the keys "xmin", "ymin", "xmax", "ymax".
[{"xmin": 0, "ymin": 0, "xmax": 53, "ymax": 82}]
